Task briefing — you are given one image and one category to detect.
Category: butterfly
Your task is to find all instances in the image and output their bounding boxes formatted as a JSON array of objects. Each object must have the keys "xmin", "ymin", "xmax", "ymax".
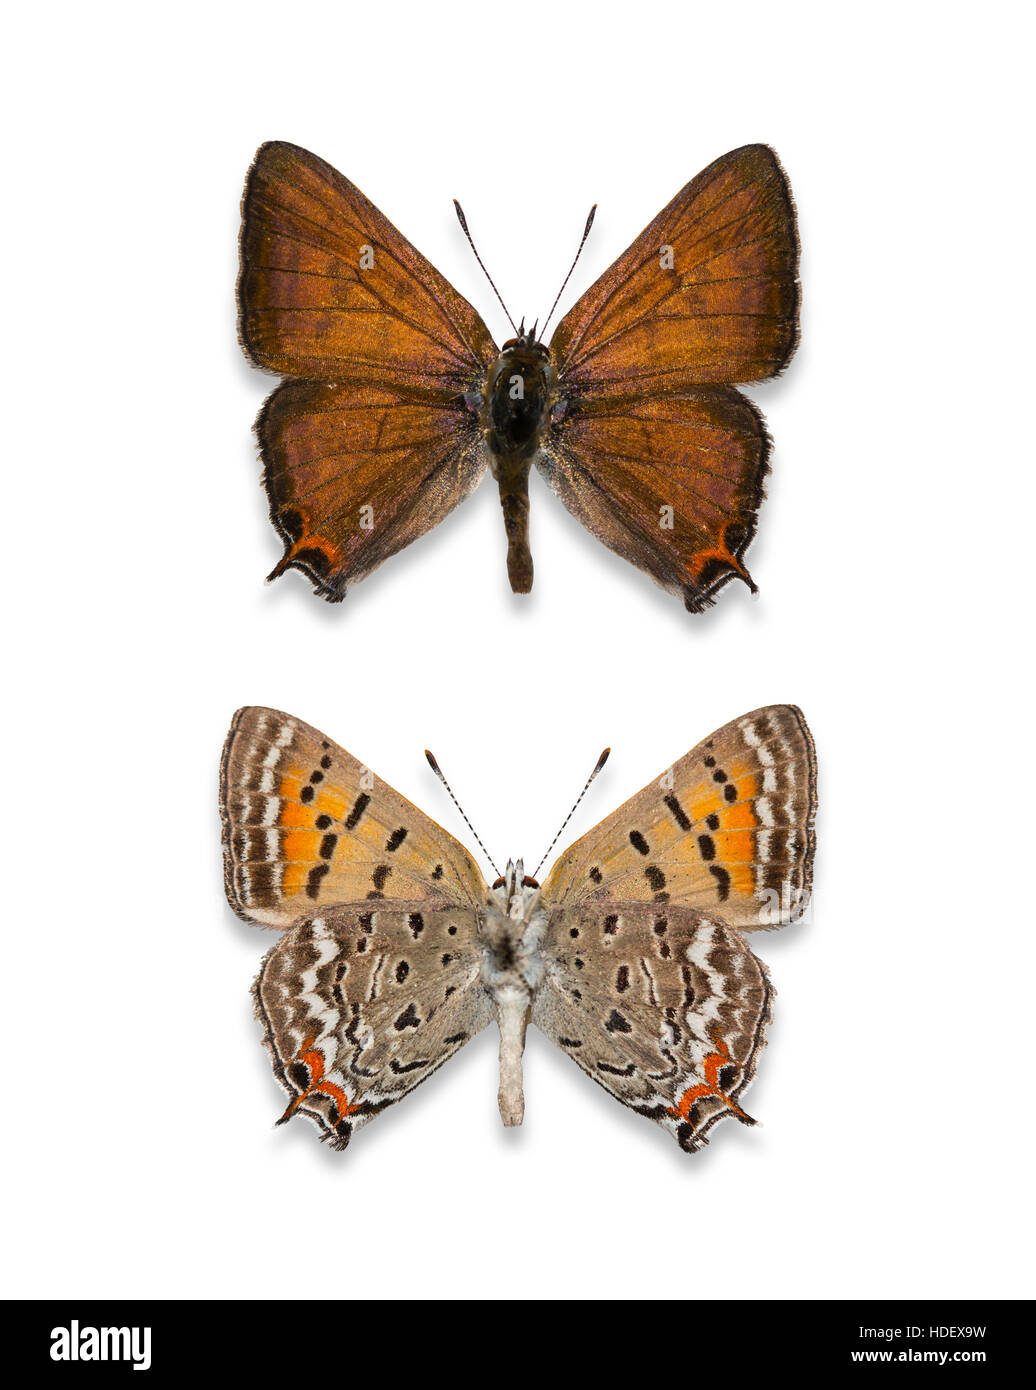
[
  {"xmin": 219, "ymin": 704, "xmax": 817, "ymax": 1153},
  {"xmin": 237, "ymin": 141, "xmax": 799, "ymax": 611}
]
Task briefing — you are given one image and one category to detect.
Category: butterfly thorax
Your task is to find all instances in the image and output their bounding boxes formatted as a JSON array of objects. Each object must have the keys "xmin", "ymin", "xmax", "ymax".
[
  {"xmin": 476, "ymin": 338, "xmax": 561, "ymax": 597},
  {"xmin": 484, "ymin": 340, "xmax": 556, "ymax": 466},
  {"xmin": 480, "ymin": 858, "xmax": 547, "ymax": 1126},
  {"xmin": 481, "ymin": 859, "xmax": 546, "ymax": 995}
]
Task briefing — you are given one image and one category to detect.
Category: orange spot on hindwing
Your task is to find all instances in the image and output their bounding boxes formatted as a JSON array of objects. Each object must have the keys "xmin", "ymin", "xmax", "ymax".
[
  {"xmin": 666, "ymin": 1032, "xmax": 752, "ymax": 1127},
  {"xmin": 277, "ymin": 1034, "xmax": 362, "ymax": 1141}
]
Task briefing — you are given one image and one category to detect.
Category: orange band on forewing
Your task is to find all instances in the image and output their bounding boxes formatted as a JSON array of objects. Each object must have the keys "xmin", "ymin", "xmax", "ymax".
[
  {"xmin": 315, "ymin": 788, "xmax": 349, "ymax": 820},
  {"xmin": 279, "ymin": 799, "xmax": 312, "ymax": 828},
  {"xmin": 281, "ymin": 862, "xmax": 307, "ymax": 896},
  {"xmin": 281, "ymin": 829, "xmax": 320, "ymax": 862}
]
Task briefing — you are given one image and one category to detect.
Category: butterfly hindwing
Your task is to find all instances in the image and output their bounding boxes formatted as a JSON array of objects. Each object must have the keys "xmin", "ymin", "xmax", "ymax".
[
  {"xmin": 259, "ymin": 379, "xmax": 485, "ymax": 599},
  {"xmin": 220, "ymin": 707, "xmax": 485, "ymax": 929},
  {"xmin": 255, "ymin": 904, "xmax": 491, "ymax": 1148},
  {"xmin": 541, "ymin": 705, "xmax": 817, "ymax": 930},
  {"xmin": 538, "ymin": 387, "xmax": 768, "ymax": 610},
  {"xmin": 533, "ymin": 904, "xmax": 772, "ymax": 1152},
  {"xmin": 239, "ymin": 141, "xmax": 497, "ymax": 598}
]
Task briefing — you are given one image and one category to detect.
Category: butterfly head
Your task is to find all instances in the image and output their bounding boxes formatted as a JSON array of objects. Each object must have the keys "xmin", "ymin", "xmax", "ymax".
[{"xmin": 501, "ymin": 318, "xmax": 549, "ymax": 354}]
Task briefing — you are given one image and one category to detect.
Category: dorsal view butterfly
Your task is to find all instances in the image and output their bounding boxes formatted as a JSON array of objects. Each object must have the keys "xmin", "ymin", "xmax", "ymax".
[
  {"xmin": 220, "ymin": 704, "xmax": 817, "ymax": 1153},
  {"xmin": 238, "ymin": 141, "xmax": 799, "ymax": 611}
]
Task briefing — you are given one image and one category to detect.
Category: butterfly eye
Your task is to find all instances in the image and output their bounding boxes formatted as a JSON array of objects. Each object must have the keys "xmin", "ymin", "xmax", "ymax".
[
  {"xmin": 491, "ymin": 876, "xmax": 506, "ymax": 890},
  {"xmin": 522, "ymin": 875, "xmax": 539, "ymax": 888},
  {"xmin": 463, "ymin": 390, "xmax": 483, "ymax": 413}
]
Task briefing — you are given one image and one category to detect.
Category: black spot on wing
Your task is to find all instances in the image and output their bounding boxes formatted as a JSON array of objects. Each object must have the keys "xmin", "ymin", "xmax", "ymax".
[
  {"xmin": 709, "ymin": 865, "xmax": 731, "ymax": 901},
  {"xmin": 306, "ymin": 863, "xmax": 329, "ymax": 898},
  {"xmin": 390, "ymin": 1057, "xmax": 427, "ymax": 1074}
]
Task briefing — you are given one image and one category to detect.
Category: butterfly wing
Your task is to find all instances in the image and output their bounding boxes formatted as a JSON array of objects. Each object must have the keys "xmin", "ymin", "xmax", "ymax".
[
  {"xmin": 255, "ymin": 903, "xmax": 491, "ymax": 1148},
  {"xmin": 257, "ymin": 379, "xmax": 485, "ymax": 600},
  {"xmin": 541, "ymin": 705, "xmax": 817, "ymax": 931},
  {"xmin": 220, "ymin": 706, "xmax": 486, "ymax": 929},
  {"xmin": 537, "ymin": 389, "xmax": 768, "ymax": 610},
  {"xmin": 238, "ymin": 141, "xmax": 498, "ymax": 597},
  {"xmin": 532, "ymin": 904, "xmax": 771, "ymax": 1152},
  {"xmin": 542, "ymin": 144, "xmax": 799, "ymax": 609}
]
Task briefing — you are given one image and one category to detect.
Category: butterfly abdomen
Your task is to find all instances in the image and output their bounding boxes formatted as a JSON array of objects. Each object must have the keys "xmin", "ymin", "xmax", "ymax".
[
  {"xmin": 497, "ymin": 479, "xmax": 533, "ymax": 593},
  {"xmin": 481, "ymin": 342, "xmax": 559, "ymax": 594}
]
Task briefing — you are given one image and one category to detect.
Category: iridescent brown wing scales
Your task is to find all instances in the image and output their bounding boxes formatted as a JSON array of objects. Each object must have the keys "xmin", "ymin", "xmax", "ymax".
[
  {"xmin": 542, "ymin": 144, "xmax": 798, "ymax": 606},
  {"xmin": 238, "ymin": 141, "xmax": 498, "ymax": 597},
  {"xmin": 255, "ymin": 905, "xmax": 491, "ymax": 1148},
  {"xmin": 533, "ymin": 905, "xmax": 773, "ymax": 1153},
  {"xmin": 550, "ymin": 144, "xmax": 799, "ymax": 393},
  {"xmin": 239, "ymin": 141, "xmax": 497, "ymax": 388},
  {"xmin": 258, "ymin": 380, "xmax": 485, "ymax": 599},
  {"xmin": 539, "ymin": 388, "xmax": 768, "ymax": 610}
]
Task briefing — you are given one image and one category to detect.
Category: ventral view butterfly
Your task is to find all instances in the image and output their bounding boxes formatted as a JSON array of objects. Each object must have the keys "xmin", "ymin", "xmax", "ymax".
[
  {"xmin": 237, "ymin": 141, "xmax": 799, "ymax": 611},
  {"xmin": 219, "ymin": 705, "xmax": 817, "ymax": 1153}
]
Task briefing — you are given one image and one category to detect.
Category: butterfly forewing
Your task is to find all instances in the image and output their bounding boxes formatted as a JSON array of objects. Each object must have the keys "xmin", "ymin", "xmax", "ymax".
[
  {"xmin": 549, "ymin": 144, "xmax": 799, "ymax": 393},
  {"xmin": 256, "ymin": 904, "xmax": 490, "ymax": 1148},
  {"xmin": 533, "ymin": 905, "xmax": 773, "ymax": 1152},
  {"xmin": 238, "ymin": 141, "xmax": 497, "ymax": 598},
  {"xmin": 220, "ymin": 706, "xmax": 486, "ymax": 928},
  {"xmin": 541, "ymin": 705, "xmax": 817, "ymax": 930},
  {"xmin": 240, "ymin": 141, "xmax": 497, "ymax": 387}
]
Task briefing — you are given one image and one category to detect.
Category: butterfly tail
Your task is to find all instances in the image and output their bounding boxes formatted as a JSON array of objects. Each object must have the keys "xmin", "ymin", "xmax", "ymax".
[{"xmin": 497, "ymin": 477, "xmax": 534, "ymax": 593}]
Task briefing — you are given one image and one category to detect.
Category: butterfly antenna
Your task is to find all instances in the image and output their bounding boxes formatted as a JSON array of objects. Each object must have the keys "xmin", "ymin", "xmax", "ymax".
[
  {"xmin": 453, "ymin": 199, "xmax": 518, "ymax": 336},
  {"xmin": 532, "ymin": 747, "xmax": 610, "ymax": 879},
  {"xmin": 425, "ymin": 749, "xmax": 501, "ymax": 878},
  {"xmin": 540, "ymin": 204, "xmax": 597, "ymax": 339}
]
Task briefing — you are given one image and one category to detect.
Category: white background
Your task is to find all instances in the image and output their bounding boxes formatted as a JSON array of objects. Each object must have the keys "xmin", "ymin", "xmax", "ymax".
[{"xmin": 4, "ymin": 1, "xmax": 1033, "ymax": 1301}]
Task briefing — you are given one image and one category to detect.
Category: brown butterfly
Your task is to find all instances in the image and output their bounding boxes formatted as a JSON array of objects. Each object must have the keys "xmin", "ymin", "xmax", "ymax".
[{"xmin": 238, "ymin": 141, "xmax": 799, "ymax": 610}]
